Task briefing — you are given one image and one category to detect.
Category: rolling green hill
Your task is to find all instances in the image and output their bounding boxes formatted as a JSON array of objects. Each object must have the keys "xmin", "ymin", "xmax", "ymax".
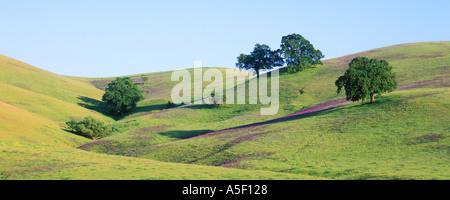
[
  {"xmin": 1, "ymin": 41, "xmax": 449, "ymax": 180},
  {"xmin": 0, "ymin": 55, "xmax": 111, "ymax": 122},
  {"xmin": 0, "ymin": 99, "xmax": 319, "ymax": 180},
  {"xmin": 0, "ymin": 100, "xmax": 319, "ymax": 180},
  {"xmin": 1, "ymin": 55, "xmax": 310, "ymax": 180},
  {"xmin": 81, "ymin": 41, "xmax": 450, "ymax": 180}
]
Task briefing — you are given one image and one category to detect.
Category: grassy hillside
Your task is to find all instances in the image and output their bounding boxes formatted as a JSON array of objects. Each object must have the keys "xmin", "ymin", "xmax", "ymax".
[
  {"xmin": 0, "ymin": 55, "xmax": 111, "ymax": 122},
  {"xmin": 85, "ymin": 67, "xmax": 255, "ymax": 119},
  {"xmin": 81, "ymin": 41, "xmax": 450, "ymax": 180},
  {"xmin": 84, "ymin": 88, "xmax": 447, "ymax": 179},
  {"xmin": 0, "ymin": 100, "xmax": 321, "ymax": 180},
  {"xmin": 0, "ymin": 41, "xmax": 448, "ymax": 180},
  {"xmin": 0, "ymin": 56, "xmax": 319, "ymax": 180}
]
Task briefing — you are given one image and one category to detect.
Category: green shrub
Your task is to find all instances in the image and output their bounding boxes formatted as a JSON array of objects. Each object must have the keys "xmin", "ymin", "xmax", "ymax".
[
  {"xmin": 210, "ymin": 91, "xmax": 225, "ymax": 108},
  {"xmin": 66, "ymin": 116, "xmax": 110, "ymax": 140},
  {"xmin": 166, "ymin": 100, "xmax": 176, "ymax": 108}
]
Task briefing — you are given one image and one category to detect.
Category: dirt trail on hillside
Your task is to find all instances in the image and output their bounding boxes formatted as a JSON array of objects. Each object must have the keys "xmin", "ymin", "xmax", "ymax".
[{"xmin": 194, "ymin": 99, "xmax": 351, "ymax": 138}]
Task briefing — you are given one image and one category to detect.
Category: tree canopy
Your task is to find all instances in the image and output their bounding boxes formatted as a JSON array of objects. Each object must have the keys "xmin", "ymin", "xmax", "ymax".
[
  {"xmin": 335, "ymin": 57, "xmax": 397, "ymax": 103},
  {"xmin": 280, "ymin": 33, "xmax": 324, "ymax": 73},
  {"xmin": 236, "ymin": 44, "xmax": 284, "ymax": 78},
  {"xmin": 102, "ymin": 77, "xmax": 144, "ymax": 115}
]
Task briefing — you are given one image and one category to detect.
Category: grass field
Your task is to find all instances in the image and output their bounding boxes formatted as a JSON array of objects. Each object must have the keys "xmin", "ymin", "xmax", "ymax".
[
  {"xmin": 0, "ymin": 68, "xmax": 318, "ymax": 180},
  {"xmin": 0, "ymin": 41, "xmax": 449, "ymax": 180}
]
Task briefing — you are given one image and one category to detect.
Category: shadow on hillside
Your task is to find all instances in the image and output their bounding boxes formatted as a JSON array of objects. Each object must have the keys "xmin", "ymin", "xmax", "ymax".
[
  {"xmin": 278, "ymin": 66, "xmax": 288, "ymax": 75},
  {"xmin": 264, "ymin": 106, "xmax": 348, "ymax": 125},
  {"xmin": 215, "ymin": 97, "xmax": 400, "ymax": 134},
  {"xmin": 116, "ymin": 103, "xmax": 168, "ymax": 120},
  {"xmin": 266, "ymin": 95, "xmax": 404, "ymax": 127},
  {"xmin": 77, "ymin": 96, "xmax": 172, "ymax": 120},
  {"xmin": 216, "ymin": 105, "xmax": 354, "ymax": 133},
  {"xmin": 77, "ymin": 96, "xmax": 111, "ymax": 116},
  {"xmin": 184, "ymin": 104, "xmax": 221, "ymax": 109},
  {"xmin": 158, "ymin": 129, "xmax": 214, "ymax": 139},
  {"xmin": 276, "ymin": 66, "xmax": 317, "ymax": 76}
]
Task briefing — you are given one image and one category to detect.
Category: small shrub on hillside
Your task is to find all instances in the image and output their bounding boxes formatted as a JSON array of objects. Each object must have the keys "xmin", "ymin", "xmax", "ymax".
[
  {"xmin": 142, "ymin": 76, "xmax": 149, "ymax": 83},
  {"xmin": 167, "ymin": 100, "xmax": 176, "ymax": 108},
  {"xmin": 299, "ymin": 87, "xmax": 305, "ymax": 94},
  {"xmin": 66, "ymin": 116, "xmax": 110, "ymax": 140},
  {"xmin": 213, "ymin": 99, "xmax": 223, "ymax": 108},
  {"xmin": 210, "ymin": 91, "xmax": 225, "ymax": 108}
]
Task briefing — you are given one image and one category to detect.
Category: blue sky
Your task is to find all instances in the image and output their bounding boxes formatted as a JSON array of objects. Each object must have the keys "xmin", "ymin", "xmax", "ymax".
[{"xmin": 1, "ymin": 0, "xmax": 449, "ymax": 77}]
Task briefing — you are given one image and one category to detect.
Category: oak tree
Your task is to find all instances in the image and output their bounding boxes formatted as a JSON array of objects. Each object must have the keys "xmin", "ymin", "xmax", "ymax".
[
  {"xmin": 102, "ymin": 77, "xmax": 144, "ymax": 115},
  {"xmin": 280, "ymin": 33, "xmax": 324, "ymax": 73},
  {"xmin": 335, "ymin": 57, "xmax": 397, "ymax": 103},
  {"xmin": 236, "ymin": 44, "xmax": 284, "ymax": 78}
]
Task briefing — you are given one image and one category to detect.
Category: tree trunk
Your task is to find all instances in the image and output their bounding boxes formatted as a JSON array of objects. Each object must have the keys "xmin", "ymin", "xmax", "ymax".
[
  {"xmin": 256, "ymin": 70, "xmax": 260, "ymax": 79},
  {"xmin": 370, "ymin": 94, "xmax": 375, "ymax": 103}
]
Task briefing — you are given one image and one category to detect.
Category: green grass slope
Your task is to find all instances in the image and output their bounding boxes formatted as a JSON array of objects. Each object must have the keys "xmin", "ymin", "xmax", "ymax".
[
  {"xmin": 82, "ymin": 41, "xmax": 450, "ymax": 180},
  {"xmin": 1, "ymin": 42, "xmax": 448, "ymax": 180},
  {"xmin": 90, "ymin": 42, "xmax": 450, "ymax": 144},
  {"xmin": 85, "ymin": 67, "xmax": 254, "ymax": 119},
  {"xmin": 0, "ymin": 54, "xmax": 320, "ymax": 180},
  {"xmin": 0, "ymin": 60, "xmax": 320, "ymax": 179},
  {"xmin": 0, "ymin": 54, "xmax": 111, "ymax": 122},
  {"xmin": 0, "ymin": 100, "xmax": 321, "ymax": 180}
]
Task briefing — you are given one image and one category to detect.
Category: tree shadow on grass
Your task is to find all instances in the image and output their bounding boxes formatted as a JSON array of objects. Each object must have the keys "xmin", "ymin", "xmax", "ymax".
[
  {"xmin": 77, "ymin": 96, "xmax": 168, "ymax": 120},
  {"xmin": 184, "ymin": 104, "xmax": 222, "ymax": 109},
  {"xmin": 158, "ymin": 129, "xmax": 214, "ymax": 139},
  {"xmin": 116, "ymin": 103, "xmax": 169, "ymax": 120},
  {"xmin": 215, "ymin": 97, "xmax": 400, "ymax": 134},
  {"xmin": 77, "ymin": 96, "xmax": 111, "ymax": 116},
  {"xmin": 241, "ymin": 106, "xmax": 342, "ymax": 128},
  {"xmin": 208, "ymin": 102, "xmax": 355, "ymax": 134}
]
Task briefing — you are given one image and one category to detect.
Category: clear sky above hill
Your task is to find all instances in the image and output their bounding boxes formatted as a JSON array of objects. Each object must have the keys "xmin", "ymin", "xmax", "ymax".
[{"xmin": 1, "ymin": 0, "xmax": 449, "ymax": 77}]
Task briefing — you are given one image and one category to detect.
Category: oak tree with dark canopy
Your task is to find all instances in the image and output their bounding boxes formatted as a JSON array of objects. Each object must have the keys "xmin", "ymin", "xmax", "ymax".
[
  {"xmin": 335, "ymin": 56, "xmax": 397, "ymax": 103},
  {"xmin": 280, "ymin": 33, "xmax": 324, "ymax": 73},
  {"xmin": 236, "ymin": 43, "xmax": 284, "ymax": 78},
  {"xmin": 102, "ymin": 77, "xmax": 144, "ymax": 116}
]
